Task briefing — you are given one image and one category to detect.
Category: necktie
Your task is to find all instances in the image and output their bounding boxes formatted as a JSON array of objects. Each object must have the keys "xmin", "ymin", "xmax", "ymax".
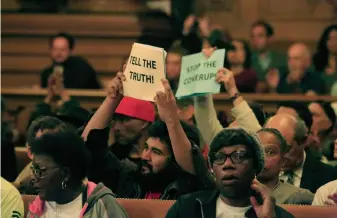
[{"xmin": 287, "ymin": 171, "xmax": 295, "ymax": 185}]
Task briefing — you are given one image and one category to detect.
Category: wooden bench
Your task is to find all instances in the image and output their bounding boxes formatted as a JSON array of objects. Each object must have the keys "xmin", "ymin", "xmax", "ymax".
[{"xmin": 21, "ymin": 195, "xmax": 337, "ymax": 218}]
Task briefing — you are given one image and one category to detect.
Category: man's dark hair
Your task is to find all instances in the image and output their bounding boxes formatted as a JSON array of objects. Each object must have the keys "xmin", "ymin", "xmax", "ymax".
[
  {"xmin": 257, "ymin": 128, "xmax": 288, "ymax": 153},
  {"xmin": 30, "ymin": 131, "xmax": 91, "ymax": 186},
  {"xmin": 148, "ymin": 119, "xmax": 200, "ymax": 152},
  {"xmin": 27, "ymin": 116, "xmax": 67, "ymax": 147},
  {"xmin": 249, "ymin": 102, "xmax": 267, "ymax": 126},
  {"xmin": 49, "ymin": 32, "xmax": 75, "ymax": 50},
  {"xmin": 252, "ymin": 20, "xmax": 274, "ymax": 37},
  {"xmin": 277, "ymin": 101, "xmax": 313, "ymax": 130}
]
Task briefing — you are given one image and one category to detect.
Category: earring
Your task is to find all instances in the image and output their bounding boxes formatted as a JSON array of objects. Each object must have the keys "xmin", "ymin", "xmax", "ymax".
[{"xmin": 62, "ymin": 179, "xmax": 67, "ymax": 190}]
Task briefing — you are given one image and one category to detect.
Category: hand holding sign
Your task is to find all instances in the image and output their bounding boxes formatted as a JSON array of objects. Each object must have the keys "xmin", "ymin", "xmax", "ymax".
[
  {"xmin": 216, "ymin": 68, "xmax": 239, "ymax": 97},
  {"xmin": 123, "ymin": 43, "xmax": 166, "ymax": 102},
  {"xmin": 155, "ymin": 79, "xmax": 178, "ymax": 123},
  {"xmin": 107, "ymin": 69, "xmax": 126, "ymax": 100}
]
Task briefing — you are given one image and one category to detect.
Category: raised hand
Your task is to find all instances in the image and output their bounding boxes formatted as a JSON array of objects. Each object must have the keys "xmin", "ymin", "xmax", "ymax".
[
  {"xmin": 266, "ymin": 68, "xmax": 280, "ymax": 90},
  {"xmin": 250, "ymin": 179, "xmax": 276, "ymax": 218},
  {"xmin": 183, "ymin": 15, "xmax": 197, "ymax": 35},
  {"xmin": 107, "ymin": 65, "xmax": 126, "ymax": 99},
  {"xmin": 198, "ymin": 16, "xmax": 210, "ymax": 37},
  {"xmin": 155, "ymin": 79, "xmax": 178, "ymax": 123},
  {"xmin": 216, "ymin": 68, "xmax": 239, "ymax": 97}
]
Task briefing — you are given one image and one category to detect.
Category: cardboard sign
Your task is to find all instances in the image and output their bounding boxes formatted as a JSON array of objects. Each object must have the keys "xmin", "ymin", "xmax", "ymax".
[
  {"xmin": 175, "ymin": 49, "xmax": 225, "ymax": 99},
  {"xmin": 123, "ymin": 43, "xmax": 166, "ymax": 102}
]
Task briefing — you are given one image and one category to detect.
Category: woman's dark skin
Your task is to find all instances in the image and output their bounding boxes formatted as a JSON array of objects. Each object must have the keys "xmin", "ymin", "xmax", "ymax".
[{"xmin": 31, "ymin": 154, "xmax": 85, "ymax": 204}]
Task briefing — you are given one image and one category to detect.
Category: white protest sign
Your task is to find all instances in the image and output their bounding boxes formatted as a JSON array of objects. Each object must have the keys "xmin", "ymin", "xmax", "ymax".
[
  {"xmin": 175, "ymin": 49, "xmax": 225, "ymax": 99},
  {"xmin": 123, "ymin": 43, "xmax": 166, "ymax": 102}
]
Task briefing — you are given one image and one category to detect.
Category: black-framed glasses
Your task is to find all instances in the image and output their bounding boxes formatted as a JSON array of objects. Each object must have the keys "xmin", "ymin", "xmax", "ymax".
[
  {"xmin": 212, "ymin": 151, "xmax": 252, "ymax": 165},
  {"xmin": 30, "ymin": 165, "xmax": 60, "ymax": 180}
]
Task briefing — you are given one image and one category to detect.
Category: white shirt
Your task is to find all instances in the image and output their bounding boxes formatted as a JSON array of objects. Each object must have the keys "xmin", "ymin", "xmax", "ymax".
[
  {"xmin": 216, "ymin": 197, "xmax": 252, "ymax": 218},
  {"xmin": 41, "ymin": 193, "xmax": 83, "ymax": 218},
  {"xmin": 312, "ymin": 180, "xmax": 337, "ymax": 206},
  {"xmin": 279, "ymin": 151, "xmax": 306, "ymax": 187}
]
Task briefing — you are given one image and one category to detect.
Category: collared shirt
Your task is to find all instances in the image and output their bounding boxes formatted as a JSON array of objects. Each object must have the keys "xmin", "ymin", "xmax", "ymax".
[{"xmin": 280, "ymin": 151, "xmax": 306, "ymax": 187}]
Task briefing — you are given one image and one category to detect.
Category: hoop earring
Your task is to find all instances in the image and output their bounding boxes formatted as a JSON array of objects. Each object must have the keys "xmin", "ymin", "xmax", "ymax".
[{"xmin": 62, "ymin": 179, "xmax": 67, "ymax": 190}]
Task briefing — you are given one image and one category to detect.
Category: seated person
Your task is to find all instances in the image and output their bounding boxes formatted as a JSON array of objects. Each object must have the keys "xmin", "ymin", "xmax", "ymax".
[
  {"xmin": 223, "ymin": 39, "xmax": 258, "ymax": 93},
  {"xmin": 250, "ymin": 20, "xmax": 287, "ymax": 93},
  {"xmin": 1, "ymin": 177, "xmax": 24, "ymax": 218},
  {"xmin": 312, "ymin": 180, "xmax": 337, "ymax": 206},
  {"xmin": 166, "ymin": 41, "xmax": 188, "ymax": 93},
  {"xmin": 28, "ymin": 75, "xmax": 89, "ymax": 130},
  {"xmin": 166, "ymin": 128, "xmax": 294, "ymax": 218},
  {"xmin": 13, "ymin": 116, "xmax": 68, "ymax": 193},
  {"xmin": 256, "ymin": 128, "xmax": 314, "ymax": 204},
  {"xmin": 41, "ymin": 32, "xmax": 101, "ymax": 89},
  {"xmin": 27, "ymin": 131, "xmax": 128, "ymax": 218},
  {"xmin": 266, "ymin": 43, "xmax": 326, "ymax": 95},
  {"xmin": 84, "ymin": 78, "xmax": 214, "ymax": 199},
  {"xmin": 313, "ymin": 25, "xmax": 337, "ymax": 93}
]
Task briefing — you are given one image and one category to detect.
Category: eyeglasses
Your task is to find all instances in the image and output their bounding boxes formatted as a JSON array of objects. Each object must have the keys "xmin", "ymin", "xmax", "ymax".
[
  {"xmin": 212, "ymin": 151, "xmax": 252, "ymax": 165},
  {"xmin": 30, "ymin": 165, "xmax": 60, "ymax": 180}
]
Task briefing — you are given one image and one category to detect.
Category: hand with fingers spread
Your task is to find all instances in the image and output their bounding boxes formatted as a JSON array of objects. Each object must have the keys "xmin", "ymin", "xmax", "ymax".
[
  {"xmin": 198, "ymin": 16, "xmax": 210, "ymax": 38},
  {"xmin": 183, "ymin": 15, "xmax": 197, "ymax": 35},
  {"xmin": 107, "ymin": 65, "xmax": 126, "ymax": 100},
  {"xmin": 155, "ymin": 79, "xmax": 178, "ymax": 123},
  {"xmin": 216, "ymin": 68, "xmax": 239, "ymax": 97},
  {"xmin": 250, "ymin": 179, "xmax": 276, "ymax": 218}
]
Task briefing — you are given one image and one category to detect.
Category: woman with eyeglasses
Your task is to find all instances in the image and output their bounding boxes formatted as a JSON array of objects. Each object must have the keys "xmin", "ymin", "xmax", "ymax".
[
  {"xmin": 27, "ymin": 131, "xmax": 128, "ymax": 218},
  {"xmin": 256, "ymin": 128, "xmax": 314, "ymax": 205}
]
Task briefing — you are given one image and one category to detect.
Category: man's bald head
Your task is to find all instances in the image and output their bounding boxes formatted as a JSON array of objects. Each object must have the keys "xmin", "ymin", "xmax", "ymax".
[
  {"xmin": 264, "ymin": 114, "xmax": 297, "ymax": 144},
  {"xmin": 287, "ymin": 42, "xmax": 311, "ymax": 75}
]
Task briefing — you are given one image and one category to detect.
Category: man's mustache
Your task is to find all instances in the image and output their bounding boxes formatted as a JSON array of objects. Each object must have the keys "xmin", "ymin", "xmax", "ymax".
[{"xmin": 141, "ymin": 160, "xmax": 153, "ymax": 171}]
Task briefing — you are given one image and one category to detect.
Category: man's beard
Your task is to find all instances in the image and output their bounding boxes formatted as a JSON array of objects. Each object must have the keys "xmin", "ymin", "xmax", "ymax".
[{"xmin": 135, "ymin": 159, "xmax": 179, "ymax": 193}]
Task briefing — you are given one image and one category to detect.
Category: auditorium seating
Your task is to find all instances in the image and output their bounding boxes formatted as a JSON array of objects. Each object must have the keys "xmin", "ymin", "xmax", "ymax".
[
  {"xmin": 1, "ymin": 12, "xmax": 172, "ymax": 88},
  {"xmin": 21, "ymin": 195, "xmax": 337, "ymax": 218}
]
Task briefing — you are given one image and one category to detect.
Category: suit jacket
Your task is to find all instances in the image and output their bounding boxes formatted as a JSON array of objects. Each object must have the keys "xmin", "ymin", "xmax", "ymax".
[{"xmin": 301, "ymin": 152, "xmax": 337, "ymax": 193}]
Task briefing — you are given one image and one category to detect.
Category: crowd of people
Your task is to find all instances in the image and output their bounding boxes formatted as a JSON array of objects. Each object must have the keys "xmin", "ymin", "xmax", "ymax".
[{"xmin": 1, "ymin": 16, "xmax": 337, "ymax": 218}]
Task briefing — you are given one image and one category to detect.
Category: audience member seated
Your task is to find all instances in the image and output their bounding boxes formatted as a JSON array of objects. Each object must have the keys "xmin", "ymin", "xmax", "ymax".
[
  {"xmin": 266, "ymin": 43, "xmax": 326, "ymax": 95},
  {"xmin": 276, "ymin": 101, "xmax": 313, "ymax": 131},
  {"xmin": 308, "ymin": 101, "xmax": 336, "ymax": 160},
  {"xmin": 13, "ymin": 116, "xmax": 68, "ymax": 194},
  {"xmin": 166, "ymin": 41, "xmax": 188, "ymax": 93},
  {"xmin": 250, "ymin": 20, "xmax": 287, "ymax": 93},
  {"xmin": 313, "ymin": 25, "xmax": 337, "ymax": 93},
  {"xmin": 266, "ymin": 115, "xmax": 337, "ymax": 193},
  {"xmin": 256, "ymin": 128, "xmax": 314, "ymax": 204},
  {"xmin": 84, "ymin": 76, "xmax": 213, "ymax": 199},
  {"xmin": 27, "ymin": 131, "xmax": 128, "ymax": 218},
  {"xmin": 1, "ymin": 98, "xmax": 18, "ymax": 182},
  {"xmin": 1, "ymin": 177, "xmax": 24, "ymax": 218},
  {"xmin": 166, "ymin": 128, "xmax": 294, "ymax": 218},
  {"xmin": 41, "ymin": 32, "xmax": 101, "ymax": 89},
  {"xmin": 223, "ymin": 39, "xmax": 257, "ymax": 93},
  {"xmin": 28, "ymin": 75, "xmax": 89, "ymax": 130},
  {"xmin": 312, "ymin": 180, "xmax": 337, "ymax": 206}
]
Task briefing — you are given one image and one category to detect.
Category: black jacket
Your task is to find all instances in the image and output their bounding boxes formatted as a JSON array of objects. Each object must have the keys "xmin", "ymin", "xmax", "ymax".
[
  {"xmin": 166, "ymin": 190, "xmax": 294, "ymax": 218},
  {"xmin": 300, "ymin": 152, "xmax": 337, "ymax": 193},
  {"xmin": 85, "ymin": 128, "xmax": 214, "ymax": 200},
  {"xmin": 41, "ymin": 56, "xmax": 101, "ymax": 89}
]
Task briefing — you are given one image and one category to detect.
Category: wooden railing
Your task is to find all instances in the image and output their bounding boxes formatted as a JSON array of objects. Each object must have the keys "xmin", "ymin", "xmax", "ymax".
[{"xmin": 2, "ymin": 88, "xmax": 337, "ymax": 113}]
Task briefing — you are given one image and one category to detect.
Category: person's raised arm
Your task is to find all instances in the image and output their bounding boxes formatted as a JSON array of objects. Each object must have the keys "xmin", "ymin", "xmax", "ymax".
[
  {"xmin": 81, "ymin": 70, "xmax": 125, "ymax": 141},
  {"xmin": 216, "ymin": 68, "xmax": 262, "ymax": 132},
  {"xmin": 155, "ymin": 79, "xmax": 195, "ymax": 174}
]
